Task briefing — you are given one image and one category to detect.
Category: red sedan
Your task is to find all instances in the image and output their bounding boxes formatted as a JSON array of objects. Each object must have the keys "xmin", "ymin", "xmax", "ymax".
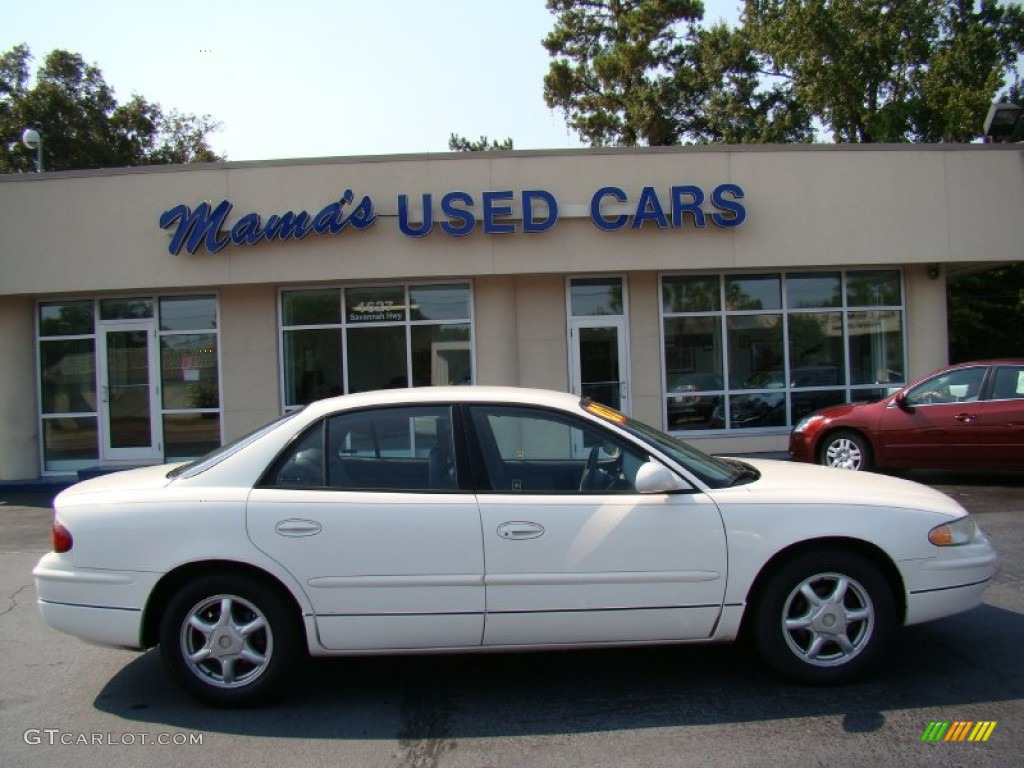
[{"xmin": 789, "ymin": 360, "xmax": 1024, "ymax": 472}]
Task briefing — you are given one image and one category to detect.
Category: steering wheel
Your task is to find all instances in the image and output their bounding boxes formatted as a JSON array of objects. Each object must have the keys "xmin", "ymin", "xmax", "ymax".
[{"xmin": 578, "ymin": 446, "xmax": 600, "ymax": 491}]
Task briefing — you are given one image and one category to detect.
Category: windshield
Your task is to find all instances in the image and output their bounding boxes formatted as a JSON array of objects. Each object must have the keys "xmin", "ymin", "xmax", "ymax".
[
  {"xmin": 166, "ymin": 410, "xmax": 302, "ymax": 480},
  {"xmin": 581, "ymin": 400, "xmax": 746, "ymax": 488}
]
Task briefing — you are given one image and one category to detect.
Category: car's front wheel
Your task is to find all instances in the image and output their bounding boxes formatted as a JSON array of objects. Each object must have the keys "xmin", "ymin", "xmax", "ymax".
[
  {"xmin": 818, "ymin": 430, "xmax": 870, "ymax": 471},
  {"xmin": 159, "ymin": 573, "xmax": 301, "ymax": 707},
  {"xmin": 752, "ymin": 550, "xmax": 896, "ymax": 684}
]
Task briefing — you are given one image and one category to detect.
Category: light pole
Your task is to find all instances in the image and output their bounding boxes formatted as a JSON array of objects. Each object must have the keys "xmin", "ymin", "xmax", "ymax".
[{"xmin": 21, "ymin": 127, "xmax": 43, "ymax": 172}]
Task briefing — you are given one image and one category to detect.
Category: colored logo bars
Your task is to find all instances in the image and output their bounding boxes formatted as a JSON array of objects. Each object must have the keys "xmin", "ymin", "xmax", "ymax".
[{"xmin": 921, "ymin": 721, "xmax": 997, "ymax": 742}]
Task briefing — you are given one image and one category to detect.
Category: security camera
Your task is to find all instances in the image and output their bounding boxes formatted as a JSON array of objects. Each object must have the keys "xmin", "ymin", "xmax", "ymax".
[{"xmin": 21, "ymin": 128, "xmax": 41, "ymax": 150}]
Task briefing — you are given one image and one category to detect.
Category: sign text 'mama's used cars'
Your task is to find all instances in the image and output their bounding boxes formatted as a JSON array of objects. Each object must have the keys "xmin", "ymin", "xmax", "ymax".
[
  {"xmin": 790, "ymin": 359, "xmax": 1024, "ymax": 472},
  {"xmin": 34, "ymin": 387, "xmax": 997, "ymax": 706}
]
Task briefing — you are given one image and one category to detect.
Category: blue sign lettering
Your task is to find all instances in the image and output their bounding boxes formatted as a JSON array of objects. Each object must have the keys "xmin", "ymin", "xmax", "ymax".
[
  {"xmin": 161, "ymin": 183, "xmax": 745, "ymax": 254},
  {"xmin": 160, "ymin": 189, "xmax": 376, "ymax": 255}
]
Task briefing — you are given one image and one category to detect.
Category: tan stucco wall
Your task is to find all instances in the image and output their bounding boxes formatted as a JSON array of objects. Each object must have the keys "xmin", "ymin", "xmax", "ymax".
[
  {"xmin": 2, "ymin": 145, "xmax": 1022, "ymax": 299},
  {"xmin": 218, "ymin": 285, "xmax": 281, "ymax": 441},
  {"xmin": 0, "ymin": 297, "xmax": 39, "ymax": 479}
]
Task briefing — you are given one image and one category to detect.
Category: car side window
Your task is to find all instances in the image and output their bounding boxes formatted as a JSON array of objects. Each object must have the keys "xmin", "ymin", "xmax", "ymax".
[
  {"xmin": 265, "ymin": 422, "xmax": 326, "ymax": 487},
  {"xmin": 990, "ymin": 366, "xmax": 1024, "ymax": 400},
  {"xmin": 904, "ymin": 367, "xmax": 987, "ymax": 406},
  {"xmin": 467, "ymin": 405, "xmax": 646, "ymax": 493},
  {"xmin": 325, "ymin": 406, "xmax": 457, "ymax": 491}
]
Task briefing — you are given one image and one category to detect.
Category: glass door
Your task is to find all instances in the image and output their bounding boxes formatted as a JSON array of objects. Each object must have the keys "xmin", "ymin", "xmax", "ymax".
[
  {"xmin": 99, "ymin": 322, "xmax": 162, "ymax": 461},
  {"xmin": 567, "ymin": 277, "xmax": 630, "ymax": 415},
  {"xmin": 571, "ymin": 319, "xmax": 629, "ymax": 412}
]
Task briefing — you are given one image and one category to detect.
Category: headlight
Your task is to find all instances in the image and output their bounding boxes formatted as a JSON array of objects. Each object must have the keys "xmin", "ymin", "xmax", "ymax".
[
  {"xmin": 793, "ymin": 414, "xmax": 824, "ymax": 434},
  {"xmin": 928, "ymin": 516, "xmax": 977, "ymax": 546}
]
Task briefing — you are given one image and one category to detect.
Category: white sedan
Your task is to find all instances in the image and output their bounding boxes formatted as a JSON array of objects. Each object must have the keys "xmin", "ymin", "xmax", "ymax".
[{"xmin": 34, "ymin": 387, "xmax": 998, "ymax": 706}]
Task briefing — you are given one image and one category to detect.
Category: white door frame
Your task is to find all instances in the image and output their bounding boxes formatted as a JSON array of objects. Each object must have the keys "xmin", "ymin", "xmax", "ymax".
[
  {"xmin": 566, "ymin": 276, "xmax": 631, "ymax": 415},
  {"xmin": 98, "ymin": 320, "xmax": 162, "ymax": 462}
]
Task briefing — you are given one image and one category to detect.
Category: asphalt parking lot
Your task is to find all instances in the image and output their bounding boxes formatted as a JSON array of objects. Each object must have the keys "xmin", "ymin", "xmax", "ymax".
[{"xmin": 0, "ymin": 470, "xmax": 1021, "ymax": 768}]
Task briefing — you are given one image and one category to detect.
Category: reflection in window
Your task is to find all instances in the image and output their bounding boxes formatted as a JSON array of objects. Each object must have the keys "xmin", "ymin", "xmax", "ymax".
[
  {"xmin": 570, "ymin": 278, "xmax": 623, "ymax": 316},
  {"xmin": 161, "ymin": 334, "xmax": 219, "ymax": 409},
  {"xmin": 282, "ymin": 289, "xmax": 341, "ymax": 326},
  {"xmin": 412, "ymin": 324, "xmax": 471, "ymax": 386},
  {"xmin": 39, "ymin": 301, "xmax": 94, "ymax": 336},
  {"xmin": 40, "ymin": 339, "xmax": 96, "ymax": 414},
  {"xmin": 159, "ymin": 296, "xmax": 218, "ymax": 331},
  {"xmin": 42, "ymin": 417, "xmax": 98, "ymax": 467},
  {"xmin": 164, "ymin": 413, "xmax": 221, "ymax": 459},
  {"xmin": 660, "ymin": 271, "xmax": 906, "ymax": 432},
  {"xmin": 726, "ymin": 275, "xmax": 781, "ymax": 311},
  {"xmin": 467, "ymin": 405, "xmax": 646, "ymax": 493},
  {"xmin": 346, "ymin": 326, "xmax": 408, "ymax": 393},
  {"xmin": 283, "ymin": 329, "xmax": 342, "ymax": 406},
  {"xmin": 279, "ymin": 283, "xmax": 473, "ymax": 405}
]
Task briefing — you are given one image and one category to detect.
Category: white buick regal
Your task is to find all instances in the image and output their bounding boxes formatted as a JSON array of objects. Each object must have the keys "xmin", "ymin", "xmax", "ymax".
[{"xmin": 34, "ymin": 387, "xmax": 998, "ymax": 706}]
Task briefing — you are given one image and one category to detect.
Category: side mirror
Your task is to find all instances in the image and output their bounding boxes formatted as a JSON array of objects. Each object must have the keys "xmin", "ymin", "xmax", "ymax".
[
  {"xmin": 635, "ymin": 461, "xmax": 692, "ymax": 494},
  {"xmin": 893, "ymin": 391, "xmax": 909, "ymax": 409}
]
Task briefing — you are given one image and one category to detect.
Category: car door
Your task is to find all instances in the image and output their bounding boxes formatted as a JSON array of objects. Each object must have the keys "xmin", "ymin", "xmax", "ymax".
[
  {"xmin": 247, "ymin": 404, "xmax": 484, "ymax": 651},
  {"xmin": 465, "ymin": 404, "xmax": 728, "ymax": 647},
  {"xmin": 977, "ymin": 364, "xmax": 1024, "ymax": 469},
  {"xmin": 875, "ymin": 365, "xmax": 991, "ymax": 468}
]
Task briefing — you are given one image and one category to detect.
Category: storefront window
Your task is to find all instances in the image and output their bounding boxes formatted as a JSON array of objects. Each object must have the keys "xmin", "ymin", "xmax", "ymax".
[
  {"xmin": 412, "ymin": 324, "xmax": 472, "ymax": 386},
  {"xmin": 279, "ymin": 283, "xmax": 473, "ymax": 407},
  {"xmin": 346, "ymin": 325, "xmax": 408, "ymax": 393},
  {"xmin": 660, "ymin": 271, "xmax": 905, "ymax": 432},
  {"xmin": 283, "ymin": 328, "xmax": 342, "ymax": 405},
  {"xmin": 160, "ymin": 295, "xmax": 218, "ymax": 331},
  {"xmin": 570, "ymin": 278, "xmax": 623, "ymax": 316},
  {"xmin": 39, "ymin": 300, "xmax": 94, "ymax": 336},
  {"xmin": 161, "ymin": 334, "xmax": 219, "ymax": 409},
  {"xmin": 37, "ymin": 295, "xmax": 221, "ymax": 472}
]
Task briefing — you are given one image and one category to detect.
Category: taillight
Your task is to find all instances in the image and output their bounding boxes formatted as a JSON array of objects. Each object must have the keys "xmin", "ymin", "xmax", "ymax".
[{"xmin": 52, "ymin": 520, "xmax": 73, "ymax": 553}]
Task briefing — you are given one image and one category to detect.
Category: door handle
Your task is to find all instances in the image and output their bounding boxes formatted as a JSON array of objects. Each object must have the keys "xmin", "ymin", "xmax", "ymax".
[
  {"xmin": 954, "ymin": 413, "xmax": 977, "ymax": 423},
  {"xmin": 496, "ymin": 522, "xmax": 545, "ymax": 540},
  {"xmin": 275, "ymin": 519, "xmax": 323, "ymax": 537}
]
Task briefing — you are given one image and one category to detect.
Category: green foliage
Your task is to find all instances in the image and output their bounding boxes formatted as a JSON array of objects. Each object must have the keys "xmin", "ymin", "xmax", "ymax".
[
  {"xmin": 543, "ymin": 0, "xmax": 705, "ymax": 146},
  {"xmin": 743, "ymin": 0, "xmax": 1024, "ymax": 143},
  {"xmin": 948, "ymin": 264, "xmax": 1024, "ymax": 362},
  {"xmin": 448, "ymin": 134, "xmax": 514, "ymax": 151},
  {"xmin": 1, "ymin": 44, "xmax": 222, "ymax": 173},
  {"xmin": 543, "ymin": 1, "xmax": 1024, "ymax": 146}
]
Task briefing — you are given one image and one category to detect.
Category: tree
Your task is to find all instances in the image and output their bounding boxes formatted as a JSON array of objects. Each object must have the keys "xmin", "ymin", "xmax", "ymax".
[
  {"xmin": 543, "ymin": 0, "xmax": 705, "ymax": 146},
  {"xmin": 743, "ymin": 0, "xmax": 1024, "ymax": 142},
  {"xmin": 667, "ymin": 21, "xmax": 813, "ymax": 143},
  {"xmin": 1, "ymin": 44, "xmax": 221, "ymax": 173},
  {"xmin": 448, "ymin": 133, "xmax": 514, "ymax": 151}
]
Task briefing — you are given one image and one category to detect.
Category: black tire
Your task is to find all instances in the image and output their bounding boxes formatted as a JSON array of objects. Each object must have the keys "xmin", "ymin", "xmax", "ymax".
[
  {"xmin": 159, "ymin": 573, "xmax": 301, "ymax": 707},
  {"xmin": 751, "ymin": 550, "xmax": 896, "ymax": 684},
  {"xmin": 818, "ymin": 430, "xmax": 871, "ymax": 471}
]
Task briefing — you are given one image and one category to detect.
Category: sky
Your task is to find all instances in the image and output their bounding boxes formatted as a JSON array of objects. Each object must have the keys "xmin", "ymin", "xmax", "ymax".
[{"xmin": 2, "ymin": 0, "xmax": 743, "ymax": 162}]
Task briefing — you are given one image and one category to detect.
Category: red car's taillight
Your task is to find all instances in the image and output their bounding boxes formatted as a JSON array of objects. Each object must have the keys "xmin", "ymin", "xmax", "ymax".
[{"xmin": 52, "ymin": 520, "xmax": 73, "ymax": 553}]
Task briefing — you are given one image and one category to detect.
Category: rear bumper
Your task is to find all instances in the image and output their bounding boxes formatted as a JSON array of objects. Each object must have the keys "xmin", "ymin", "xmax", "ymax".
[
  {"xmin": 33, "ymin": 553, "xmax": 157, "ymax": 649},
  {"xmin": 37, "ymin": 599, "xmax": 143, "ymax": 649}
]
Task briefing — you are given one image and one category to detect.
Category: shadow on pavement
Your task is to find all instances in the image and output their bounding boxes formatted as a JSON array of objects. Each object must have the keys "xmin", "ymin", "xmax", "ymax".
[{"xmin": 92, "ymin": 603, "xmax": 1023, "ymax": 740}]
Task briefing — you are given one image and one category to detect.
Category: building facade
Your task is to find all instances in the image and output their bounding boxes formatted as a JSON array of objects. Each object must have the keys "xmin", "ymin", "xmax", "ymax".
[{"xmin": 1, "ymin": 144, "xmax": 1022, "ymax": 480}]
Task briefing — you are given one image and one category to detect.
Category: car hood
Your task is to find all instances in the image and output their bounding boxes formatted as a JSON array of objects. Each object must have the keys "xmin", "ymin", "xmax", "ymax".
[
  {"xmin": 54, "ymin": 463, "xmax": 183, "ymax": 502},
  {"xmin": 729, "ymin": 458, "xmax": 966, "ymax": 518}
]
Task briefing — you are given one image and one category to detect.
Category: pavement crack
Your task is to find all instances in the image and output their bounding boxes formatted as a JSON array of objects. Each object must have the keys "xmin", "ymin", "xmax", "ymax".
[{"xmin": 0, "ymin": 584, "xmax": 32, "ymax": 619}]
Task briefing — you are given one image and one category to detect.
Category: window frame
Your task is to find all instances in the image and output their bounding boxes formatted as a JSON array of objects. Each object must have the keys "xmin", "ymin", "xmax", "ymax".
[
  {"xmin": 658, "ymin": 269, "xmax": 908, "ymax": 435},
  {"xmin": 278, "ymin": 281, "xmax": 476, "ymax": 411}
]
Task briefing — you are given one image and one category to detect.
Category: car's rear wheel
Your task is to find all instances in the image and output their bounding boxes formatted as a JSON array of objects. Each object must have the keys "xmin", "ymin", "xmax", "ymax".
[
  {"xmin": 159, "ymin": 573, "xmax": 300, "ymax": 707},
  {"xmin": 752, "ymin": 550, "xmax": 896, "ymax": 684},
  {"xmin": 818, "ymin": 430, "xmax": 870, "ymax": 471}
]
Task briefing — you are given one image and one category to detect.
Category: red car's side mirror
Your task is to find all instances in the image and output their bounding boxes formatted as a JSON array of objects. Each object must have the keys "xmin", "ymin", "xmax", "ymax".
[{"xmin": 893, "ymin": 391, "xmax": 908, "ymax": 408}]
